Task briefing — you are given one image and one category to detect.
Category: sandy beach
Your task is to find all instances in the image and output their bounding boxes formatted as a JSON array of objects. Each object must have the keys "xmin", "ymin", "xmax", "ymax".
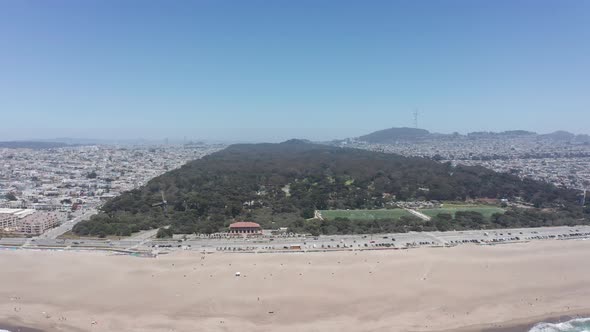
[{"xmin": 1, "ymin": 240, "xmax": 589, "ymax": 332}]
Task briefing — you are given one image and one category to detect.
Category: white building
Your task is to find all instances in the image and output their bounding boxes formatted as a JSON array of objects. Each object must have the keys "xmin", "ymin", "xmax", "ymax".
[{"xmin": 0, "ymin": 208, "xmax": 61, "ymax": 235}]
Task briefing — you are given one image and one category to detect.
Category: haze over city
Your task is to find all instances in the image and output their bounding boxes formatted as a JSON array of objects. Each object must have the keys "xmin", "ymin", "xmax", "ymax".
[{"xmin": 1, "ymin": 0, "xmax": 589, "ymax": 141}]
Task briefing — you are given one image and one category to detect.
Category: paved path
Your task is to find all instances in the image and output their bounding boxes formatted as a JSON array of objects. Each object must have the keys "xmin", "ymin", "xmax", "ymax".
[{"xmin": 405, "ymin": 208, "xmax": 432, "ymax": 221}]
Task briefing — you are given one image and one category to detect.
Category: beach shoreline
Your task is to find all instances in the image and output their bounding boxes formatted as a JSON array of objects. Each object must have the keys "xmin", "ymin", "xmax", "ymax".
[
  {"xmin": 0, "ymin": 322, "xmax": 43, "ymax": 332},
  {"xmin": 4, "ymin": 313, "xmax": 590, "ymax": 332},
  {"xmin": 1, "ymin": 240, "xmax": 589, "ymax": 332},
  {"xmin": 436, "ymin": 311, "xmax": 590, "ymax": 332}
]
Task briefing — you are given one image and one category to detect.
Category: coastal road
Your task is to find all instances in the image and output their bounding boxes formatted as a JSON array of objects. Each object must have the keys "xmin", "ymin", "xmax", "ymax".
[
  {"xmin": 37, "ymin": 208, "xmax": 98, "ymax": 240},
  {"xmin": 127, "ymin": 228, "xmax": 160, "ymax": 249},
  {"xmin": 3, "ymin": 225, "xmax": 590, "ymax": 254}
]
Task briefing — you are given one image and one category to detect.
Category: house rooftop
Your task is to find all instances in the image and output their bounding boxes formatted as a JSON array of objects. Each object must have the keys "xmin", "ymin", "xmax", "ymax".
[{"xmin": 229, "ymin": 221, "xmax": 261, "ymax": 228}]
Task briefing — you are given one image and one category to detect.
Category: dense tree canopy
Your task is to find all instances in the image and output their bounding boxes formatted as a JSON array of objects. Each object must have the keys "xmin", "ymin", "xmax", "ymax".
[{"xmin": 73, "ymin": 141, "xmax": 585, "ymax": 236}]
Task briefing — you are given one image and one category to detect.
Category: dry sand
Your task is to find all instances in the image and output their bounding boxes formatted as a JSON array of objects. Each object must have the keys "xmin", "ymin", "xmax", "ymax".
[{"xmin": 1, "ymin": 240, "xmax": 590, "ymax": 332}]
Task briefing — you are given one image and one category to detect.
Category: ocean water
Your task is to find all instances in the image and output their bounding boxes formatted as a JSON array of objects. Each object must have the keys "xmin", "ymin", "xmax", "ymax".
[{"xmin": 530, "ymin": 318, "xmax": 590, "ymax": 332}]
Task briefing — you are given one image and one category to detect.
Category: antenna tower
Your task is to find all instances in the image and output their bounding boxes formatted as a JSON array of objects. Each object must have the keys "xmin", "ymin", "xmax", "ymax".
[{"xmin": 413, "ymin": 110, "xmax": 419, "ymax": 128}]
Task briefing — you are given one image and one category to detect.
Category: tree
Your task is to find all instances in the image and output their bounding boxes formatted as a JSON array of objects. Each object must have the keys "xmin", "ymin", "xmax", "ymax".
[
  {"xmin": 4, "ymin": 193, "xmax": 17, "ymax": 201},
  {"xmin": 156, "ymin": 228, "xmax": 174, "ymax": 238},
  {"xmin": 300, "ymin": 207, "xmax": 315, "ymax": 219},
  {"xmin": 432, "ymin": 213, "xmax": 453, "ymax": 231}
]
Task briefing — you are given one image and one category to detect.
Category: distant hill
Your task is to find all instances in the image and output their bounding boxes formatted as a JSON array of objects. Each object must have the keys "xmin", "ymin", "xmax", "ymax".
[
  {"xmin": 358, "ymin": 127, "xmax": 431, "ymax": 143},
  {"xmin": 466, "ymin": 130, "xmax": 537, "ymax": 139},
  {"xmin": 540, "ymin": 131, "xmax": 576, "ymax": 141},
  {"xmin": 356, "ymin": 127, "xmax": 587, "ymax": 143},
  {"xmin": 536, "ymin": 131, "xmax": 590, "ymax": 143},
  {"xmin": 0, "ymin": 141, "xmax": 70, "ymax": 149},
  {"xmin": 500, "ymin": 130, "xmax": 537, "ymax": 136},
  {"xmin": 73, "ymin": 141, "xmax": 583, "ymax": 237},
  {"xmin": 469, "ymin": 130, "xmax": 536, "ymax": 136}
]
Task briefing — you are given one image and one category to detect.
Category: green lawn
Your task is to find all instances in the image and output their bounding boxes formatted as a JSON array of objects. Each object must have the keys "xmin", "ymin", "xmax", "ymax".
[
  {"xmin": 419, "ymin": 204, "xmax": 505, "ymax": 219},
  {"xmin": 319, "ymin": 209, "xmax": 412, "ymax": 221}
]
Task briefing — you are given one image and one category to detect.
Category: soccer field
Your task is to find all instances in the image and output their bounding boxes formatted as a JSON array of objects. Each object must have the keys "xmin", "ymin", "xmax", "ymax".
[
  {"xmin": 419, "ymin": 205, "xmax": 505, "ymax": 219},
  {"xmin": 319, "ymin": 209, "xmax": 412, "ymax": 221}
]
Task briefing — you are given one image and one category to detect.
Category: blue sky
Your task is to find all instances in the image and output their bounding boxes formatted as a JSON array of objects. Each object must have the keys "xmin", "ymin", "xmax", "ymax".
[{"xmin": 0, "ymin": 0, "xmax": 588, "ymax": 142}]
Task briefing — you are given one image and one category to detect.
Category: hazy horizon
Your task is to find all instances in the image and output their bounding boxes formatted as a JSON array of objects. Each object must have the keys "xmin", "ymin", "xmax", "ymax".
[
  {"xmin": 1, "ymin": 1, "xmax": 589, "ymax": 142},
  {"xmin": 1, "ymin": 125, "xmax": 588, "ymax": 144}
]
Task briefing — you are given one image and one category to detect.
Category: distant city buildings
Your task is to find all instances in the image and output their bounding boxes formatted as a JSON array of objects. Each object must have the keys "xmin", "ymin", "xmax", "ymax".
[
  {"xmin": 339, "ymin": 136, "xmax": 590, "ymax": 191},
  {"xmin": 0, "ymin": 143, "xmax": 225, "ymax": 235}
]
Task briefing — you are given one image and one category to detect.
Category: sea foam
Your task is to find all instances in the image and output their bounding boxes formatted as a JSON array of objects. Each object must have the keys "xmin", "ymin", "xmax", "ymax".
[{"xmin": 529, "ymin": 317, "xmax": 590, "ymax": 332}]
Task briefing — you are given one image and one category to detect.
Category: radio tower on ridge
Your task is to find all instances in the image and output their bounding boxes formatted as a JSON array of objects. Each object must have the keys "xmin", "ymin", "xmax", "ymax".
[{"xmin": 413, "ymin": 110, "xmax": 419, "ymax": 128}]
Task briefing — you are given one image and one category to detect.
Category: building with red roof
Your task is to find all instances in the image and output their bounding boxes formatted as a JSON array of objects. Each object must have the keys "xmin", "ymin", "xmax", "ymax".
[{"xmin": 229, "ymin": 221, "xmax": 262, "ymax": 236}]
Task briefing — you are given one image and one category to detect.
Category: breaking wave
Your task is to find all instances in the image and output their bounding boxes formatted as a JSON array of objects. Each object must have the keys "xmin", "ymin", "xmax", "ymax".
[{"xmin": 529, "ymin": 318, "xmax": 590, "ymax": 332}]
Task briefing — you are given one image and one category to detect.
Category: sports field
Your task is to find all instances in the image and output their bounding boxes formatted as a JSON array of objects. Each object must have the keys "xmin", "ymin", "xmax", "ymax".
[
  {"xmin": 319, "ymin": 209, "xmax": 412, "ymax": 221},
  {"xmin": 418, "ymin": 204, "xmax": 505, "ymax": 219}
]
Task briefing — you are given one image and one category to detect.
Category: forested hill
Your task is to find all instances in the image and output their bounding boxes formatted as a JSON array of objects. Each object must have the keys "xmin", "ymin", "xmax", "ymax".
[
  {"xmin": 358, "ymin": 127, "xmax": 430, "ymax": 142},
  {"xmin": 73, "ymin": 140, "xmax": 582, "ymax": 236}
]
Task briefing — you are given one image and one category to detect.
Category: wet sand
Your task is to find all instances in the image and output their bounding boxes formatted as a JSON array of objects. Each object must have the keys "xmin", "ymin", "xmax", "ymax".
[
  {"xmin": 1, "ymin": 240, "xmax": 589, "ymax": 332},
  {"xmin": 0, "ymin": 323, "xmax": 43, "ymax": 332},
  {"xmin": 440, "ymin": 313, "xmax": 590, "ymax": 332}
]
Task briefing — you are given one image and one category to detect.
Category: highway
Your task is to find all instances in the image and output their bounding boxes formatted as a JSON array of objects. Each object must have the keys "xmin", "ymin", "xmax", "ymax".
[
  {"xmin": 37, "ymin": 208, "xmax": 98, "ymax": 240},
  {"xmin": 2, "ymin": 225, "xmax": 590, "ymax": 254}
]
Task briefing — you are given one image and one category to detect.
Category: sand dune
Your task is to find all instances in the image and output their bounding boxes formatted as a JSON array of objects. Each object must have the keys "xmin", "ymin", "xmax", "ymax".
[{"xmin": 1, "ymin": 240, "xmax": 590, "ymax": 332}]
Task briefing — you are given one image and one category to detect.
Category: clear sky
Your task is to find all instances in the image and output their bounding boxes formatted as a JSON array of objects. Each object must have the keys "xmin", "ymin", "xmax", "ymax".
[{"xmin": 1, "ymin": 0, "xmax": 589, "ymax": 142}]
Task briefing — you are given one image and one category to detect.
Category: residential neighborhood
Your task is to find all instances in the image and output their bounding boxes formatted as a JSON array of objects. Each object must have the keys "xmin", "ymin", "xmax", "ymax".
[
  {"xmin": 0, "ymin": 143, "xmax": 223, "ymax": 235},
  {"xmin": 339, "ymin": 135, "xmax": 590, "ymax": 190}
]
